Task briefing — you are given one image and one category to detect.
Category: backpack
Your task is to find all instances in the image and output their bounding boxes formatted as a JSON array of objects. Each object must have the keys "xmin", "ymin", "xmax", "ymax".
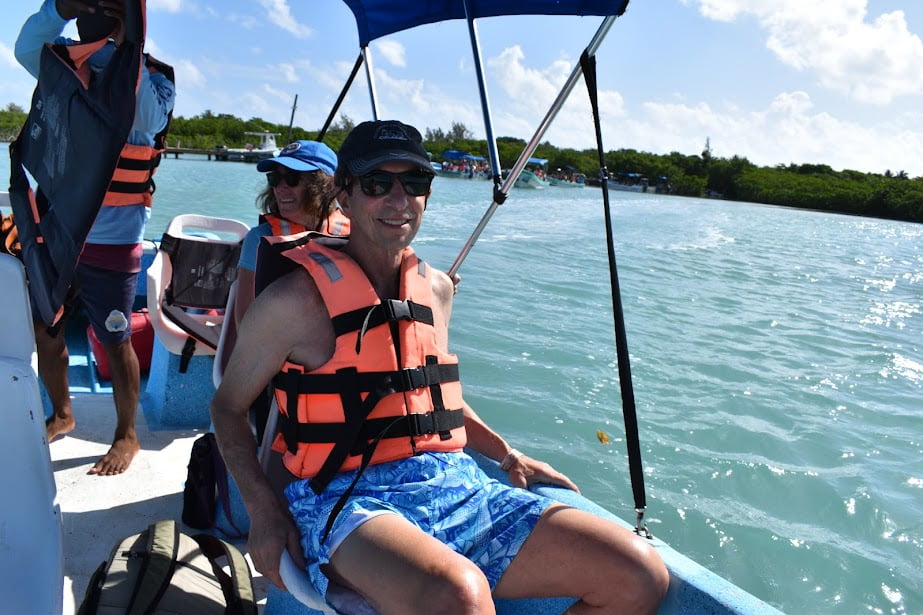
[
  {"xmin": 77, "ymin": 519, "xmax": 257, "ymax": 615},
  {"xmin": 182, "ymin": 432, "xmax": 248, "ymax": 539}
]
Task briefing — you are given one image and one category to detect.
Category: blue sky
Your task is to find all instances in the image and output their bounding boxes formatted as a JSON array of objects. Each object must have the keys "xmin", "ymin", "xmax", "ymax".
[{"xmin": 2, "ymin": 0, "xmax": 922, "ymax": 176}]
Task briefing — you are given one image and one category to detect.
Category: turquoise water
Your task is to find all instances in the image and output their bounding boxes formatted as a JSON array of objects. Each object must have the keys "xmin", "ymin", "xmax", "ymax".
[{"xmin": 5, "ymin": 148, "xmax": 922, "ymax": 614}]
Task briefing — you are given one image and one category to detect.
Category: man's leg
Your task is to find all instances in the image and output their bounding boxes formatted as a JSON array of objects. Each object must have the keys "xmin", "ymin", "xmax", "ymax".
[
  {"xmin": 34, "ymin": 321, "xmax": 75, "ymax": 441},
  {"xmin": 90, "ymin": 337, "xmax": 140, "ymax": 475},
  {"xmin": 493, "ymin": 503, "xmax": 669, "ymax": 614},
  {"xmin": 328, "ymin": 513, "xmax": 496, "ymax": 615},
  {"xmin": 77, "ymin": 263, "xmax": 142, "ymax": 475}
]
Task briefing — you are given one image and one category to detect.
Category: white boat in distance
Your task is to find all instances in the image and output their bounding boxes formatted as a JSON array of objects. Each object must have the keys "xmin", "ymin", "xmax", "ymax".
[{"xmin": 216, "ymin": 130, "xmax": 282, "ymax": 163}]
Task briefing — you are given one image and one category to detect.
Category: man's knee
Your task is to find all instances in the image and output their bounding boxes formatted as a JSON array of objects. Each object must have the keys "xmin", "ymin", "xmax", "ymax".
[
  {"xmin": 621, "ymin": 539, "xmax": 670, "ymax": 612},
  {"xmin": 425, "ymin": 564, "xmax": 493, "ymax": 615}
]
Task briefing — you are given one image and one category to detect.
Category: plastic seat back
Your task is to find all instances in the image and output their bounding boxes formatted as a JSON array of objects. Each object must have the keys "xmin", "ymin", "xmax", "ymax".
[{"xmin": 147, "ymin": 214, "xmax": 249, "ymax": 362}]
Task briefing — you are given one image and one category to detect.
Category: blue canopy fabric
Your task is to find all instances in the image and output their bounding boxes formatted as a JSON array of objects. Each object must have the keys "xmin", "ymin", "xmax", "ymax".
[
  {"xmin": 341, "ymin": 0, "xmax": 630, "ymax": 45},
  {"xmin": 442, "ymin": 149, "xmax": 469, "ymax": 160}
]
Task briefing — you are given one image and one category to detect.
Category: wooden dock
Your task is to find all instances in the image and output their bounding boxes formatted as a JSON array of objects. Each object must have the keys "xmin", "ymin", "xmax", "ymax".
[{"xmin": 163, "ymin": 146, "xmax": 224, "ymax": 160}]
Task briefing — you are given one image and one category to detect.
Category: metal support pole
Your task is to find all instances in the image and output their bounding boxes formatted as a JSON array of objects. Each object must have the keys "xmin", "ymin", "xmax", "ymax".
[
  {"xmin": 362, "ymin": 46, "xmax": 380, "ymax": 120},
  {"xmin": 448, "ymin": 15, "xmax": 618, "ymax": 278}
]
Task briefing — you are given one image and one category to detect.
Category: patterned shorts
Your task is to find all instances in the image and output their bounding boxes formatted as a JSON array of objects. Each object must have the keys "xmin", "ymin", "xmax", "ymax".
[{"xmin": 285, "ymin": 451, "xmax": 553, "ymax": 597}]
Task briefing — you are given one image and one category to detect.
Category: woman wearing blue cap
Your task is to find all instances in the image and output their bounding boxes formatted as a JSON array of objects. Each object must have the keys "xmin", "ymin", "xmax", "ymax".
[{"xmin": 235, "ymin": 140, "xmax": 348, "ymax": 329}]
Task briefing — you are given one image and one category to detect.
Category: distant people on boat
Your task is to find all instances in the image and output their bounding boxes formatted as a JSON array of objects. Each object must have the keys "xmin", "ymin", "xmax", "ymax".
[
  {"xmin": 235, "ymin": 140, "xmax": 348, "ymax": 330},
  {"xmin": 15, "ymin": 0, "xmax": 175, "ymax": 475},
  {"xmin": 211, "ymin": 119, "xmax": 669, "ymax": 613}
]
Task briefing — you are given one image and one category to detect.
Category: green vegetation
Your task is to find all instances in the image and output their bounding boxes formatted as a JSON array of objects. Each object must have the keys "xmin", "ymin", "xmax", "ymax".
[
  {"xmin": 2, "ymin": 105, "xmax": 921, "ymax": 223},
  {"xmin": 0, "ymin": 103, "xmax": 27, "ymax": 141}
]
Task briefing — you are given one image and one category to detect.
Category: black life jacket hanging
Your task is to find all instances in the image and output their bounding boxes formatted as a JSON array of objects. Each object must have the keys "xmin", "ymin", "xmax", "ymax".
[{"xmin": 8, "ymin": 0, "xmax": 147, "ymax": 326}]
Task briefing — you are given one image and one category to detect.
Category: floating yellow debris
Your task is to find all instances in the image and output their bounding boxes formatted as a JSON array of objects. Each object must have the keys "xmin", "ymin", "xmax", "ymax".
[{"xmin": 596, "ymin": 429, "xmax": 610, "ymax": 445}]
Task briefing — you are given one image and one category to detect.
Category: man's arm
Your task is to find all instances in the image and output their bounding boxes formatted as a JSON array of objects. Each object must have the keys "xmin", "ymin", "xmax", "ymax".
[
  {"xmin": 431, "ymin": 267, "xmax": 579, "ymax": 492},
  {"xmin": 210, "ymin": 269, "xmax": 320, "ymax": 589},
  {"xmin": 14, "ymin": 0, "xmax": 72, "ymax": 78},
  {"xmin": 132, "ymin": 63, "xmax": 175, "ymax": 140}
]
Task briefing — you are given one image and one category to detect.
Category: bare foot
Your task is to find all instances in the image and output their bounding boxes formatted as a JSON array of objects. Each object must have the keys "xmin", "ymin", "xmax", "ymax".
[
  {"xmin": 89, "ymin": 435, "xmax": 140, "ymax": 476},
  {"xmin": 46, "ymin": 414, "xmax": 76, "ymax": 442}
]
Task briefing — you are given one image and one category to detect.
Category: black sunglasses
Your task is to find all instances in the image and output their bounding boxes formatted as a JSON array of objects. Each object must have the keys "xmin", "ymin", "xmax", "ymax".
[
  {"xmin": 266, "ymin": 169, "xmax": 302, "ymax": 188},
  {"xmin": 355, "ymin": 170, "xmax": 434, "ymax": 197}
]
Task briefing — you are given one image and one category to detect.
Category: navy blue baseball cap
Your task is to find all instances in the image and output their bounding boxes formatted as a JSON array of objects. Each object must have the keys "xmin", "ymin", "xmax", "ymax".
[
  {"xmin": 256, "ymin": 140, "xmax": 337, "ymax": 174},
  {"xmin": 337, "ymin": 120, "xmax": 432, "ymax": 177}
]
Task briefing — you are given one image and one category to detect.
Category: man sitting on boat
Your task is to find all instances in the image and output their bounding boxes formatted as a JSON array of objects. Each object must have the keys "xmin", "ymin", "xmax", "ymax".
[
  {"xmin": 211, "ymin": 120, "xmax": 668, "ymax": 613},
  {"xmin": 14, "ymin": 0, "xmax": 175, "ymax": 475}
]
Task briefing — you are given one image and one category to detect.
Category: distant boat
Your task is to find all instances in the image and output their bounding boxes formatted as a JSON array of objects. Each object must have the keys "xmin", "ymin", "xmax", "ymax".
[
  {"xmin": 610, "ymin": 171, "xmax": 649, "ymax": 192},
  {"xmin": 435, "ymin": 150, "xmax": 490, "ymax": 179},
  {"xmin": 514, "ymin": 157, "xmax": 551, "ymax": 189},
  {"xmin": 216, "ymin": 131, "xmax": 281, "ymax": 163},
  {"xmin": 549, "ymin": 169, "xmax": 586, "ymax": 188}
]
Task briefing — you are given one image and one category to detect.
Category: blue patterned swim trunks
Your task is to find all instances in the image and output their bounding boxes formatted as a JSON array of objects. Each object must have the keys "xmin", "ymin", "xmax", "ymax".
[{"xmin": 285, "ymin": 451, "xmax": 554, "ymax": 597}]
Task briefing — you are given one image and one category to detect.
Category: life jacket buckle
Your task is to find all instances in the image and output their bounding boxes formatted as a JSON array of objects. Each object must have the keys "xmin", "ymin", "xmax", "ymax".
[
  {"xmin": 397, "ymin": 366, "xmax": 427, "ymax": 391},
  {"xmin": 383, "ymin": 299, "xmax": 413, "ymax": 321},
  {"xmin": 406, "ymin": 412, "xmax": 436, "ymax": 436}
]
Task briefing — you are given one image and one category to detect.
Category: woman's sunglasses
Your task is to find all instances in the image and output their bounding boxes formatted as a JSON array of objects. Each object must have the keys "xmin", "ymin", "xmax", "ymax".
[
  {"xmin": 355, "ymin": 170, "xmax": 434, "ymax": 197},
  {"xmin": 266, "ymin": 169, "xmax": 302, "ymax": 188}
]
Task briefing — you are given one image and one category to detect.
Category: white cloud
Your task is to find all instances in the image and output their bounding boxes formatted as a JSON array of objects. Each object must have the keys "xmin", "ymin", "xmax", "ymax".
[
  {"xmin": 630, "ymin": 91, "xmax": 923, "ymax": 176},
  {"xmin": 685, "ymin": 0, "xmax": 923, "ymax": 104},
  {"xmin": 277, "ymin": 62, "xmax": 298, "ymax": 83},
  {"xmin": 173, "ymin": 59, "xmax": 205, "ymax": 89},
  {"xmin": 485, "ymin": 45, "xmax": 626, "ymax": 148},
  {"xmin": 148, "ymin": 0, "xmax": 183, "ymax": 12},
  {"xmin": 0, "ymin": 42, "xmax": 18, "ymax": 69},
  {"xmin": 258, "ymin": 0, "xmax": 313, "ymax": 39},
  {"xmin": 375, "ymin": 40, "xmax": 406, "ymax": 68}
]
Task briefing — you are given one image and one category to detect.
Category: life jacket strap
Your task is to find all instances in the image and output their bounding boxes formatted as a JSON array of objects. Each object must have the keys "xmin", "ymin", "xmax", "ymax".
[
  {"xmin": 272, "ymin": 363, "xmax": 459, "ymax": 396},
  {"xmin": 332, "ymin": 299, "xmax": 434, "ymax": 338},
  {"xmin": 275, "ymin": 361, "xmax": 463, "ymax": 494},
  {"xmin": 276, "ymin": 408, "xmax": 465, "ymax": 445},
  {"xmin": 308, "ymin": 367, "xmax": 381, "ymax": 495}
]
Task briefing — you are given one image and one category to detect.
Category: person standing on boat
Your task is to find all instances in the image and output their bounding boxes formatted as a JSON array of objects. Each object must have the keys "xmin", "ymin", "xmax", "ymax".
[
  {"xmin": 234, "ymin": 140, "xmax": 348, "ymax": 330},
  {"xmin": 211, "ymin": 120, "xmax": 669, "ymax": 613},
  {"xmin": 14, "ymin": 0, "xmax": 176, "ymax": 475}
]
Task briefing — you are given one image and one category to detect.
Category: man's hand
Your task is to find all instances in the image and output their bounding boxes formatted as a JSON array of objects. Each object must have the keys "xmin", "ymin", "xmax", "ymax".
[
  {"xmin": 506, "ymin": 454, "xmax": 581, "ymax": 493},
  {"xmin": 97, "ymin": 0, "xmax": 126, "ymax": 45},
  {"xmin": 247, "ymin": 499, "xmax": 307, "ymax": 591},
  {"xmin": 55, "ymin": 0, "xmax": 95, "ymax": 20}
]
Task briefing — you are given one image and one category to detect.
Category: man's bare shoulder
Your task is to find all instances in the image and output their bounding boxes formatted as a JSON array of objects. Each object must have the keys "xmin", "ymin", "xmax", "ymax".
[
  {"xmin": 430, "ymin": 267, "xmax": 454, "ymax": 303},
  {"xmin": 247, "ymin": 269, "xmax": 327, "ymax": 331}
]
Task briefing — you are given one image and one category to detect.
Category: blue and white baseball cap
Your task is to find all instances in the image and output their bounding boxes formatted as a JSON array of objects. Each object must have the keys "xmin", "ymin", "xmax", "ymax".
[{"xmin": 256, "ymin": 140, "xmax": 337, "ymax": 174}]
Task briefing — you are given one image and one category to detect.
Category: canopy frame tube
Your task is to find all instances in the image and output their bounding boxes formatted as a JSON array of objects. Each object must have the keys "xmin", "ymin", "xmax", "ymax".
[{"xmin": 448, "ymin": 14, "xmax": 618, "ymax": 277}]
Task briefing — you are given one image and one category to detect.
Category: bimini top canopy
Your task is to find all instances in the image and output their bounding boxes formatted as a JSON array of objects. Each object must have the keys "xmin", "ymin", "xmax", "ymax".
[{"xmin": 342, "ymin": 0, "xmax": 629, "ymax": 45}]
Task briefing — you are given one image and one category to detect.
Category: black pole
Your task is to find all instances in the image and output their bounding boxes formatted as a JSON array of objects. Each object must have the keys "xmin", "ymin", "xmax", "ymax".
[
  {"xmin": 316, "ymin": 52, "xmax": 364, "ymax": 142},
  {"xmin": 286, "ymin": 94, "xmax": 298, "ymax": 144},
  {"xmin": 580, "ymin": 50, "xmax": 650, "ymax": 538}
]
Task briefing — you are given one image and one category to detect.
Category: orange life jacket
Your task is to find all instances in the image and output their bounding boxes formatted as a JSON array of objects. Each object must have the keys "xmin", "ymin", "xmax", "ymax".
[
  {"xmin": 102, "ymin": 54, "xmax": 175, "ymax": 207},
  {"xmin": 264, "ymin": 208, "xmax": 351, "ymax": 237},
  {"xmin": 320, "ymin": 208, "xmax": 350, "ymax": 235},
  {"xmin": 270, "ymin": 242, "xmax": 466, "ymax": 492},
  {"xmin": 264, "ymin": 214, "xmax": 308, "ymax": 237}
]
